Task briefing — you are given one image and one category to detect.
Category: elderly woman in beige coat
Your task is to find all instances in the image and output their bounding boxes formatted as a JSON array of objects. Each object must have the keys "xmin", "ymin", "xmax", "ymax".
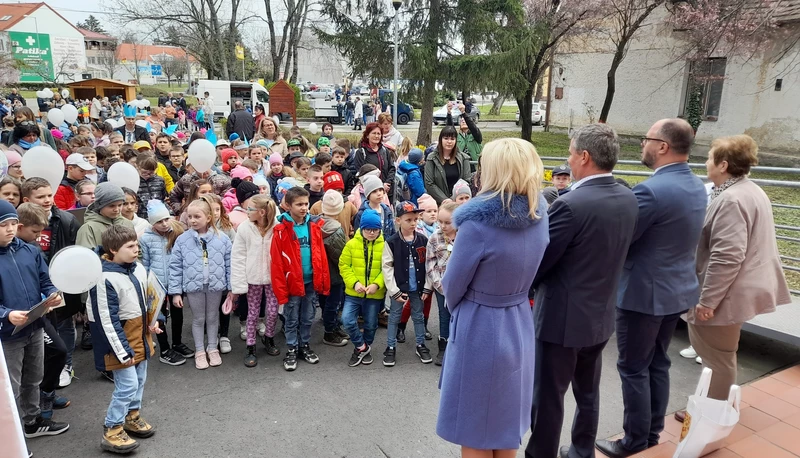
[{"xmin": 689, "ymin": 135, "xmax": 791, "ymax": 400}]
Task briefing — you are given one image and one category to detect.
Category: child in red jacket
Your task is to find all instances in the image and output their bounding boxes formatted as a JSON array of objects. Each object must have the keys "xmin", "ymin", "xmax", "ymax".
[{"xmin": 270, "ymin": 187, "xmax": 330, "ymax": 372}]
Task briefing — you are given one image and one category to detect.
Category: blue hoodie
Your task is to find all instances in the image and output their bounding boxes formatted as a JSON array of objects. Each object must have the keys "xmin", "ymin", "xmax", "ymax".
[
  {"xmin": 0, "ymin": 238, "xmax": 58, "ymax": 341},
  {"xmin": 397, "ymin": 160, "xmax": 426, "ymax": 205}
]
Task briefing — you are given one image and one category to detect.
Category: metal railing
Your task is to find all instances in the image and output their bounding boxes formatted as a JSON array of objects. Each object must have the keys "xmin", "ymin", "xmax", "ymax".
[{"xmin": 539, "ymin": 157, "xmax": 800, "ymax": 295}]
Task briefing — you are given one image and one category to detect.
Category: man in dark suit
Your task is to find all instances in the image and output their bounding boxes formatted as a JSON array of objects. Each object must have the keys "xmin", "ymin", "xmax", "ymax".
[
  {"xmin": 596, "ymin": 119, "xmax": 707, "ymax": 458},
  {"xmin": 226, "ymin": 100, "xmax": 254, "ymax": 141},
  {"xmin": 526, "ymin": 124, "xmax": 638, "ymax": 458},
  {"xmin": 115, "ymin": 105, "xmax": 150, "ymax": 144}
]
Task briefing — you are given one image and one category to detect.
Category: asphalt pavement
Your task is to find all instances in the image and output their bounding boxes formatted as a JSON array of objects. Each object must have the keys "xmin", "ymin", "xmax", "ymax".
[{"xmin": 27, "ymin": 303, "xmax": 800, "ymax": 458}]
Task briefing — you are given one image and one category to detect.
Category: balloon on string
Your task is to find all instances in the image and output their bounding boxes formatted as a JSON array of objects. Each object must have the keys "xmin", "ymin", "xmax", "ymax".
[
  {"xmin": 49, "ymin": 246, "xmax": 103, "ymax": 294},
  {"xmin": 107, "ymin": 162, "xmax": 140, "ymax": 193},
  {"xmin": 42, "ymin": 88, "xmax": 53, "ymax": 98},
  {"xmin": 273, "ymin": 115, "xmax": 280, "ymax": 126},
  {"xmin": 36, "ymin": 90, "xmax": 45, "ymax": 98},
  {"xmin": 47, "ymin": 108, "xmax": 64, "ymax": 127},
  {"xmin": 307, "ymin": 122, "xmax": 318, "ymax": 135},
  {"xmin": 61, "ymin": 104, "xmax": 78, "ymax": 124},
  {"xmin": 187, "ymin": 139, "xmax": 216, "ymax": 173},
  {"xmin": 21, "ymin": 146, "xmax": 64, "ymax": 190}
]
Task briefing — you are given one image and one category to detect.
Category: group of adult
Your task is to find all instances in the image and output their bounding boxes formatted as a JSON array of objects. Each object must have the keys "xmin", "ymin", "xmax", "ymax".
[{"xmin": 434, "ymin": 117, "xmax": 790, "ymax": 458}]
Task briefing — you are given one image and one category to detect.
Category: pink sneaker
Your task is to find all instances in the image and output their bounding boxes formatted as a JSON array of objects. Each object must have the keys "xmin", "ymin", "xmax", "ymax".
[
  {"xmin": 195, "ymin": 352, "xmax": 209, "ymax": 370},
  {"xmin": 207, "ymin": 350, "xmax": 222, "ymax": 367}
]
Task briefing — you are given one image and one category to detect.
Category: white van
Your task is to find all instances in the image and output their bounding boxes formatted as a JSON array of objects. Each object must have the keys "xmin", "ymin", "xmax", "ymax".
[{"xmin": 196, "ymin": 80, "xmax": 270, "ymax": 121}]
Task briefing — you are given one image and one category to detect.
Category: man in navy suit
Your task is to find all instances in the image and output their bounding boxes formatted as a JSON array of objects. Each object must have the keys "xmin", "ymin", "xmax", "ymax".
[
  {"xmin": 596, "ymin": 119, "xmax": 707, "ymax": 458},
  {"xmin": 526, "ymin": 124, "xmax": 638, "ymax": 458}
]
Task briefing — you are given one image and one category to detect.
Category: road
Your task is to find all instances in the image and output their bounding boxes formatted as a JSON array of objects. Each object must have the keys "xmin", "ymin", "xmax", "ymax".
[
  {"xmin": 29, "ymin": 303, "xmax": 800, "ymax": 458},
  {"xmin": 287, "ymin": 120, "xmax": 533, "ymax": 133}
]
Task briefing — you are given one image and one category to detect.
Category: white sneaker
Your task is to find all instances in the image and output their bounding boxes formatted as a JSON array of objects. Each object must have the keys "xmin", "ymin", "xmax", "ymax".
[
  {"xmin": 695, "ymin": 356, "xmax": 703, "ymax": 364},
  {"xmin": 58, "ymin": 365, "xmax": 73, "ymax": 388},
  {"xmin": 257, "ymin": 319, "xmax": 266, "ymax": 337},
  {"xmin": 239, "ymin": 322, "xmax": 247, "ymax": 341},
  {"xmin": 680, "ymin": 346, "xmax": 697, "ymax": 359},
  {"xmin": 219, "ymin": 337, "xmax": 232, "ymax": 354}
]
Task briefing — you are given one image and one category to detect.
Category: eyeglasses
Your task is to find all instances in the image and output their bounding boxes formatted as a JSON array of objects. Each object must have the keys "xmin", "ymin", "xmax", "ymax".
[
  {"xmin": 9, "ymin": 164, "xmax": 21, "ymax": 169},
  {"xmin": 362, "ymin": 228, "xmax": 380, "ymax": 233},
  {"xmin": 640, "ymin": 137, "xmax": 668, "ymax": 147}
]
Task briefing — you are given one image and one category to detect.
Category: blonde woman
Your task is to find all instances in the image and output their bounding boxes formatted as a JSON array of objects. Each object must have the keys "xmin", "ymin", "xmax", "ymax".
[
  {"xmin": 253, "ymin": 117, "xmax": 287, "ymax": 157},
  {"xmin": 436, "ymin": 138, "xmax": 549, "ymax": 458}
]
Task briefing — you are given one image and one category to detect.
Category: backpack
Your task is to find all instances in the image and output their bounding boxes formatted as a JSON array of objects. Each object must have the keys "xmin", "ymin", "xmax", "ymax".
[{"xmin": 394, "ymin": 169, "xmax": 411, "ymax": 202}]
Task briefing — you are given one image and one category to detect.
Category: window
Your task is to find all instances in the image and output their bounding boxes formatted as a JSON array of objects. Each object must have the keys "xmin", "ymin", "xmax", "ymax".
[
  {"xmin": 683, "ymin": 58, "xmax": 726, "ymax": 120},
  {"xmin": 256, "ymin": 90, "xmax": 269, "ymax": 103},
  {"xmin": 88, "ymin": 57, "xmax": 95, "ymax": 64}
]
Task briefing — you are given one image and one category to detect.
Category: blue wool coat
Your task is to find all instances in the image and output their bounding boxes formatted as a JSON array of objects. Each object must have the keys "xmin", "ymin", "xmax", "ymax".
[
  {"xmin": 168, "ymin": 229, "xmax": 232, "ymax": 294},
  {"xmin": 436, "ymin": 193, "xmax": 549, "ymax": 450}
]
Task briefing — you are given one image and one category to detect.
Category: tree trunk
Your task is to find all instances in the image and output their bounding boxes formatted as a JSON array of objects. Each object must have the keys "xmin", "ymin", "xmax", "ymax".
[
  {"xmin": 416, "ymin": 76, "xmax": 436, "ymax": 145},
  {"xmin": 416, "ymin": 0, "xmax": 441, "ymax": 145},
  {"xmin": 518, "ymin": 86, "xmax": 534, "ymax": 142},
  {"xmin": 599, "ymin": 45, "xmax": 625, "ymax": 123},
  {"xmin": 489, "ymin": 96, "xmax": 505, "ymax": 115}
]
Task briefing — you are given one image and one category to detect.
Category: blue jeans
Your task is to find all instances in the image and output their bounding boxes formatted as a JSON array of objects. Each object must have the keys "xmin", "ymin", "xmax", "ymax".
[
  {"xmin": 387, "ymin": 292, "xmax": 425, "ymax": 347},
  {"xmin": 345, "ymin": 110, "xmax": 353, "ymax": 125},
  {"xmin": 284, "ymin": 283, "xmax": 316, "ymax": 348},
  {"xmin": 435, "ymin": 291, "xmax": 451, "ymax": 340},
  {"xmin": 105, "ymin": 360, "xmax": 147, "ymax": 428},
  {"xmin": 57, "ymin": 317, "xmax": 75, "ymax": 367},
  {"xmin": 320, "ymin": 284, "xmax": 344, "ymax": 333},
  {"xmin": 342, "ymin": 295, "xmax": 383, "ymax": 348}
]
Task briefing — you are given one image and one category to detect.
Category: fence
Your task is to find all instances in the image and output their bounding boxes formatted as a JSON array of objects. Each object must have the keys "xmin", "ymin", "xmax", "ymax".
[{"xmin": 539, "ymin": 156, "xmax": 800, "ymax": 295}]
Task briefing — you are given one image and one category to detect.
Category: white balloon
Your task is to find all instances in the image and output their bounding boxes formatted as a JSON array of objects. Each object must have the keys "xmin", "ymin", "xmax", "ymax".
[
  {"xmin": 61, "ymin": 104, "xmax": 78, "ymax": 124},
  {"xmin": 35, "ymin": 90, "xmax": 44, "ymax": 98},
  {"xmin": 0, "ymin": 150, "xmax": 7, "ymax": 178},
  {"xmin": 49, "ymin": 246, "xmax": 103, "ymax": 294},
  {"xmin": 105, "ymin": 119, "xmax": 116, "ymax": 130},
  {"xmin": 187, "ymin": 139, "xmax": 216, "ymax": 173},
  {"xmin": 61, "ymin": 89, "xmax": 70, "ymax": 99},
  {"xmin": 273, "ymin": 115, "xmax": 280, "ymax": 126},
  {"xmin": 116, "ymin": 118, "xmax": 126, "ymax": 128},
  {"xmin": 21, "ymin": 146, "xmax": 64, "ymax": 191},
  {"xmin": 308, "ymin": 122, "xmax": 318, "ymax": 135},
  {"xmin": 142, "ymin": 99, "xmax": 151, "ymax": 107},
  {"xmin": 107, "ymin": 162, "xmax": 140, "ymax": 193},
  {"xmin": 47, "ymin": 108, "xmax": 65, "ymax": 127},
  {"xmin": 42, "ymin": 88, "xmax": 53, "ymax": 98}
]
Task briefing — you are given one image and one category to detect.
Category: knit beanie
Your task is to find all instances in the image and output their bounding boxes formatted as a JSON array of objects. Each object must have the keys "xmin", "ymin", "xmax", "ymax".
[
  {"xmin": 407, "ymin": 147, "xmax": 423, "ymax": 165},
  {"xmin": 230, "ymin": 165, "xmax": 253, "ymax": 181},
  {"xmin": 253, "ymin": 175, "xmax": 270, "ymax": 194},
  {"xmin": 146, "ymin": 200, "xmax": 171, "ymax": 224},
  {"xmin": 317, "ymin": 136, "xmax": 330, "ymax": 148},
  {"xmin": 453, "ymin": 179, "xmax": 472, "ymax": 198},
  {"xmin": 221, "ymin": 148, "xmax": 239, "ymax": 172},
  {"xmin": 4, "ymin": 150, "xmax": 22, "ymax": 166},
  {"xmin": 323, "ymin": 171, "xmax": 345, "ymax": 193},
  {"xmin": 235, "ymin": 180, "xmax": 260, "ymax": 205},
  {"xmin": 0, "ymin": 199, "xmax": 18, "ymax": 224},
  {"xmin": 417, "ymin": 193, "xmax": 438, "ymax": 211},
  {"xmin": 361, "ymin": 175, "xmax": 383, "ymax": 199},
  {"xmin": 321, "ymin": 190, "xmax": 344, "ymax": 216},
  {"xmin": 268, "ymin": 152, "xmax": 283, "ymax": 165},
  {"xmin": 93, "ymin": 182, "xmax": 125, "ymax": 211},
  {"xmin": 359, "ymin": 209, "xmax": 382, "ymax": 230}
]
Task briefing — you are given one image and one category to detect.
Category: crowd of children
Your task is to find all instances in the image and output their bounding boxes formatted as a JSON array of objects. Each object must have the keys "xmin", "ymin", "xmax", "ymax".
[{"xmin": 0, "ymin": 112, "xmax": 480, "ymax": 457}]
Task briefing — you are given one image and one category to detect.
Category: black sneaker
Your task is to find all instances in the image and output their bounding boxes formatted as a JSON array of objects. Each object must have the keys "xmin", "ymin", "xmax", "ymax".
[
  {"xmin": 298, "ymin": 344, "xmax": 319, "ymax": 364},
  {"xmin": 362, "ymin": 352, "xmax": 374, "ymax": 365},
  {"xmin": 416, "ymin": 344, "xmax": 433, "ymax": 364},
  {"xmin": 100, "ymin": 370, "xmax": 114, "ymax": 382},
  {"xmin": 244, "ymin": 345, "xmax": 257, "ymax": 368},
  {"xmin": 383, "ymin": 346, "xmax": 396, "ymax": 367},
  {"xmin": 262, "ymin": 336, "xmax": 280, "ymax": 356},
  {"xmin": 323, "ymin": 332, "xmax": 348, "ymax": 347},
  {"xmin": 159, "ymin": 349, "xmax": 186, "ymax": 366},
  {"xmin": 334, "ymin": 326, "xmax": 350, "ymax": 340},
  {"xmin": 24, "ymin": 417, "xmax": 69, "ymax": 438},
  {"xmin": 283, "ymin": 347, "xmax": 298, "ymax": 371},
  {"xmin": 80, "ymin": 328, "xmax": 92, "ymax": 350},
  {"xmin": 396, "ymin": 328, "xmax": 406, "ymax": 343},
  {"xmin": 172, "ymin": 343, "xmax": 195, "ymax": 358},
  {"xmin": 348, "ymin": 345, "xmax": 371, "ymax": 367}
]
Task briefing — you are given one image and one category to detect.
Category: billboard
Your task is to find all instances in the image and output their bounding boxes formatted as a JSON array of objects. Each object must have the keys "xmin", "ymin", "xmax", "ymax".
[{"xmin": 9, "ymin": 31, "xmax": 54, "ymax": 82}]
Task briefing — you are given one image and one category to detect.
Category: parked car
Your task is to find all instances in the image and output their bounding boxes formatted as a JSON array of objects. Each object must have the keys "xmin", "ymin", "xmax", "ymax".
[
  {"xmin": 306, "ymin": 88, "xmax": 335, "ymax": 100},
  {"xmin": 432, "ymin": 102, "xmax": 480, "ymax": 125},
  {"xmin": 515, "ymin": 102, "xmax": 547, "ymax": 126}
]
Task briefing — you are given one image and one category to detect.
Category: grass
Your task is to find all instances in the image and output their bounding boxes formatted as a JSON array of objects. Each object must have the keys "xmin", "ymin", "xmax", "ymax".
[{"xmin": 413, "ymin": 102, "xmax": 519, "ymax": 122}]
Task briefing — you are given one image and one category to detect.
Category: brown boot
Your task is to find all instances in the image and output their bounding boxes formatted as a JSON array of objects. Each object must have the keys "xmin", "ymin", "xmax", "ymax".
[
  {"xmin": 123, "ymin": 410, "xmax": 155, "ymax": 438},
  {"xmin": 102, "ymin": 425, "xmax": 139, "ymax": 454}
]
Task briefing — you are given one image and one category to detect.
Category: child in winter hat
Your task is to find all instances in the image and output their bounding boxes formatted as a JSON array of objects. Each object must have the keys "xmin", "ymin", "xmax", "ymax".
[
  {"xmin": 147, "ymin": 200, "xmax": 171, "ymax": 225},
  {"xmin": 359, "ymin": 209, "xmax": 382, "ymax": 231},
  {"xmin": 407, "ymin": 147, "xmax": 424, "ymax": 165},
  {"xmin": 360, "ymin": 175, "xmax": 383, "ymax": 201},
  {"xmin": 452, "ymin": 179, "xmax": 472, "ymax": 204},
  {"xmin": 321, "ymin": 189, "xmax": 344, "ymax": 217},
  {"xmin": 253, "ymin": 175, "xmax": 270, "ymax": 195},
  {"xmin": 323, "ymin": 171, "xmax": 345, "ymax": 194}
]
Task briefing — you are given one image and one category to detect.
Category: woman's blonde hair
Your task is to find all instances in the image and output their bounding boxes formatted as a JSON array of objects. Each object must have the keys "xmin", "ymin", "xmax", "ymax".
[
  {"xmin": 258, "ymin": 117, "xmax": 282, "ymax": 140},
  {"xmin": 250, "ymin": 194, "xmax": 277, "ymax": 231},
  {"xmin": 710, "ymin": 134, "xmax": 759, "ymax": 177},
  {"xmin": 186, "ymin": 199, "xmax": 218, "ymax": 234},
  {"xmin": 478, "ymin": 138, "xmax": 543, "ymax": 220}
]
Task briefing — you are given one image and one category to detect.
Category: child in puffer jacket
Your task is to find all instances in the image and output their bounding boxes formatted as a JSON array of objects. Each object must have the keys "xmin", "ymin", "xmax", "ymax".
[
  {"xmin": 168, "ymin": 199, "xmax": 232, "ymax": 370},
  {"xmin": 139, "ymin": 200, "xmax": 193, "ymax": 366}
]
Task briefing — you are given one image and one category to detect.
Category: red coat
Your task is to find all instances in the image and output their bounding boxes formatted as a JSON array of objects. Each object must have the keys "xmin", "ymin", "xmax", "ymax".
[
  {"xmin": 54, "ymin": 182, "xmax": 77, "ymax": 211},
  {"xmin": 270, "ymin": 213, "xmax": 330, "ymax": 305}
]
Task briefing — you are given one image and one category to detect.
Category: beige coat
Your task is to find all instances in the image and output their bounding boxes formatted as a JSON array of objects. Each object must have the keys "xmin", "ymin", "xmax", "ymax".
[{"xmin": 689, "ymin": 178, "xmax": 791, "ymax": 326}]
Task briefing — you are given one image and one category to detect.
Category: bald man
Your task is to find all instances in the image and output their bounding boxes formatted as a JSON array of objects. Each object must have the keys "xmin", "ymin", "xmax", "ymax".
[
  {"xmin": 596, "ymin": 119, "xmax": 707, "ymax": 458},
  {"xmin": 226, "ymin": 100, "xmax": 254, "ymax": 141}
]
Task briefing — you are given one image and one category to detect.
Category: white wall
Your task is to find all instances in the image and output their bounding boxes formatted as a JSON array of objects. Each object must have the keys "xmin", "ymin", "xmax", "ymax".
[{"xmin": 549, "ymin": 8, "xmax": 800, "ymax": 152}]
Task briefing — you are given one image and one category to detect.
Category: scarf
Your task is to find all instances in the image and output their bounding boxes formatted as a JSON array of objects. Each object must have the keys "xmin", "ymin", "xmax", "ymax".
[
  {"xmin": 17, "ymin": 138, "xmax": 41, "ymax": 150},
  {"xmin": 382, "ymin": 127, "xmax": 399, "ymax": 145},
  {"xmin": 709, "ymin": 176, "xmax": 743, "ymax": 204}
]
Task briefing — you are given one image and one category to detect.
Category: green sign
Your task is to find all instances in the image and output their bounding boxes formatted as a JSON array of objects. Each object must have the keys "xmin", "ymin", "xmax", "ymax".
[{"xmin": 9, "ymin": 31, "xmax": 54, "ymax": 83}]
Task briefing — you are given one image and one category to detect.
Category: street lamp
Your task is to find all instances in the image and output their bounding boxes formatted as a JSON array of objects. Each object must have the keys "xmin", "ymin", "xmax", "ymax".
[{"xmin": 392, "ymin": 0, "xmax": 401, "ymax": 128}]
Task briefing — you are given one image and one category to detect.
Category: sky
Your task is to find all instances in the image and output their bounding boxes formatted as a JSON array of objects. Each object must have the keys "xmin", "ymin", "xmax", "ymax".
[{"xmin": 43, "ymin": 0, "xmax": 108, "ymax": 26}]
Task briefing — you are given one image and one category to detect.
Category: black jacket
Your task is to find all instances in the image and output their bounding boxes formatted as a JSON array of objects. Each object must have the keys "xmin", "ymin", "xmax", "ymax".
[
  {"xmin": 115, "ymin": 125, "xmax": 150, "ymax": 144},
  {"xmin": 157, "ymin": 95, "xmax": 169, "ymax": 107},
  {"xmin": 137, "ymin": 176, "xmax": 168, "ymax": 218},
  {"xmin": 331, "ymin": 163, "xmax": 355, "ymax": 195},
  {"xmin": 384, "ymin": 231, "xmax": 430, "ymax": 298},
  {"xmin": 226, "ymin": 109, "xmax": 254, "ymax": 141},
  {"xmin": 48, "ymin": 209, "xmax": 84, "ymax": 320}
]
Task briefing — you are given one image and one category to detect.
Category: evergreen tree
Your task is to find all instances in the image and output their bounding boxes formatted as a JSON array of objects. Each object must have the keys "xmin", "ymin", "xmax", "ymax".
[{"xmin": 77, "ymin": 15, "xmax": 106, "ymax": 34}]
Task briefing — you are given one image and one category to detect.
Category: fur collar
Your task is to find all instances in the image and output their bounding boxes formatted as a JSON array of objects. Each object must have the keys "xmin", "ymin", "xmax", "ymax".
[{"xmin": 453, "ymin": 193, "xmax": 545, "ymax": 230}]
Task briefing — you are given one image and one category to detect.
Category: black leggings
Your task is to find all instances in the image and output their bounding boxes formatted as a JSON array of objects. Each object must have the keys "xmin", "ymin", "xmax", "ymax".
[
  {"xmin": 157, "ymin": 297, "xmax": 185, "ymax": 351},
  {"xmin": 42, "ymin": 319, "xmax": 67, "ymax": 393}
]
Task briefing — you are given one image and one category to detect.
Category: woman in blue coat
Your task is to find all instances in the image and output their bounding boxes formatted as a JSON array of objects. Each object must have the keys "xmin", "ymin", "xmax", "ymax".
[{"xmin": 436, "ymin": 138, "xmax": 549, "ymax": 457}]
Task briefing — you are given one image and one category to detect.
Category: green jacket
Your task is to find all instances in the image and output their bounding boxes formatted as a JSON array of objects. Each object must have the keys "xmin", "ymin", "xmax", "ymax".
[
  {"xmin": 321, "ymin": 217, "xmax": 347, "ymax": 287},
  {"xmin": 447, "ymin": 113, "xmax": 483, "ymax": 162},
  {"xmin": 339, "ymin": 229, "xmax": 386, "ymax": 299},
  {"xmin": 76, "ymin": 204, "xmax": 135, "ymax": 249},
  {"xmin": 424, "ymin": 150, "xmax": 473, "ymax": 204}
]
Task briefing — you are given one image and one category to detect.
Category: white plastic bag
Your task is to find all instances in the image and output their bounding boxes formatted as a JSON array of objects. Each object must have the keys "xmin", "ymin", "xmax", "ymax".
[{"xmin": 673, "ymin": 367, "xmax": 741, "ymax": 458}]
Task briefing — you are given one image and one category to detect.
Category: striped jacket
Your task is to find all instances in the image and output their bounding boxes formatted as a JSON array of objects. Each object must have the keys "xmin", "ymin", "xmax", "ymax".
[{"xmin": 88, "ymin": 260, "xmax": 155, "ymax": 372}]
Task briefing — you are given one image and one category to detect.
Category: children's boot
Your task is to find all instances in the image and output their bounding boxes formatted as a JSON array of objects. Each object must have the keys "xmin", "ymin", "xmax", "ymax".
[
  {"xmin": 244, "ymin": 345, "xmax": 257, "ymax": 367},
  {"xmin": 435, "ymin": 337, "xmax": 447, "ymax": 366},
  {"xmin": 262, "ymin": 335, "xmax": 280, "ymax": 356},
  {"xmin": 123, "ymin": 410, "xmax": 155, "ymax": 438},
  {"xmin": 102, "ymin": 425, "xmax": 139, "ymax": 454}
]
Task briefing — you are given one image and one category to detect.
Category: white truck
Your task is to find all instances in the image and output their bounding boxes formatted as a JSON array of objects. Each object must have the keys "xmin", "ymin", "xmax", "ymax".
[{"xmin": 196, "ymin": 80, "xmax": 270, "ymax": 121}]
